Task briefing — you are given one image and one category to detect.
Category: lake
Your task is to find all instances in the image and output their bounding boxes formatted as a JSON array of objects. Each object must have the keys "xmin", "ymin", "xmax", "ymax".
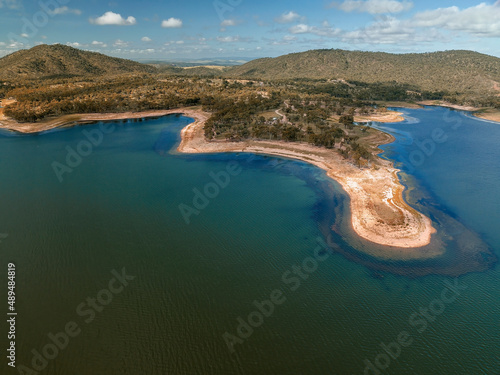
[{"xmin": 0, "ymin": 107, "xmax": 498, "ymax": 374}]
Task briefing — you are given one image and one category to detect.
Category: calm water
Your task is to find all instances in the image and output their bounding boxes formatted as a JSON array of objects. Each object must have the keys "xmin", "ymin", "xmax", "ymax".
[{"xmin": 0, "ymin": 108, "xmax": 498, "ymax": 374}]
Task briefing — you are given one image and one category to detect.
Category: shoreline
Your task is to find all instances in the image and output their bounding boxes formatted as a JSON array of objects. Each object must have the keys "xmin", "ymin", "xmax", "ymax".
[
  {"xmin": 0, "ymin": 107, "xmax": 210, "ymax": 134},
  {"xmin": 473, "ymin": 109, "xmax": 500, "ymax": 123},
  {"xmin": 417, "ymin": 100, "xmax": 500, "ymax": 124},
  {"xmin": 178, "ymin": 109, "xmax": 436, "ymax": 249},
  {"xmin": 332, "ymin": 109, "xmax": 406, "ymax": 124},
  {"xmin": 356, "ymin": 111, "xmax": 406, "ymax": 123},
  {"xmin": 417, "ymin": 100, "xmax": 480, "ymax": 112},
  {"xmin": 0, "ymin": 107, "xmax": 435, "ymax": 249}
]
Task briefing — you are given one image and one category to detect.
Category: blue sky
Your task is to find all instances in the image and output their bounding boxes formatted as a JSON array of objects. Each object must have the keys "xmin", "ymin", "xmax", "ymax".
[{"xmin": 0, "ymin": 0, "xmax": 499, "ymax": 60}]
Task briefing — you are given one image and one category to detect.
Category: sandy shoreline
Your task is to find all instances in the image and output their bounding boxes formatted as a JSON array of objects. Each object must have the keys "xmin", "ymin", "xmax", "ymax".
[
  {"xmin": 178, "ymin": 109, "xmax": 435, "ymax": 248},
  {"xmin": 473, "ymin": 109, "xmax": 500, "ymax": 123},
  {"xmin": 418, "ymin": 100, "xmax": 480, "ymax": 112},
  {"xmin": 0, "ymin": 107, "xmax": 210, "ymax": 134},
  {"xmin": 354, "ymin": 110, "xmax": 406, "ymax": 123},
  {"xmin": 0, "ymin": 106, "xmax": 435, "ymax": 249},
  {"xmin": 327, "ymin": 109, "xmax": 405, "ymax": 124}
]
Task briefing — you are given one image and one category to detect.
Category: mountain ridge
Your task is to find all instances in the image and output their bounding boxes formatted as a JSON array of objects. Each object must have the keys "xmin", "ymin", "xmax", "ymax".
[
  {"xmin": 0, "ymin": 44, "xmax": 156, "ymax": 79},
  {"xmin": 225, "ymin": 49, "xmax": 500, "ymax": 95},
  {"xmin": 2, "ymin": 45, "xmax": 500, "ymax": 100}
]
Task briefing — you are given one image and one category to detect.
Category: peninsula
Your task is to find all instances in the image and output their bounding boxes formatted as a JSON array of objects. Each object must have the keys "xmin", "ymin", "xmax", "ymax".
[
  {"xmin": 177, "ymin": 108, "xmax": 435, "ymax": 248},
  {"xmin": 0, "ymin": 103, "xmax": 435, "ymax": 248}
]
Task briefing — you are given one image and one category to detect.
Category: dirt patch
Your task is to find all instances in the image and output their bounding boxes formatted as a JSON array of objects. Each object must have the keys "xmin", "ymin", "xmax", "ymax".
[
  {"xmin": 474, "ymin": 108, "xmax": 500, "ymax": 123},
  {"xmin": 0, "ymin": 99, "xmax": 17, "ymax": 122}
]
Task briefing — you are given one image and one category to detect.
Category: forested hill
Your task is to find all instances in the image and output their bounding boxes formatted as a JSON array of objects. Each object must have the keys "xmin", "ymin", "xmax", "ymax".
[
  {"xmin": 0, "ymin": 44, "xmax": 156, "ymax": 79},
  {"xmin": 226, "ymin": 49, "xmax": 500, "ymax": 96}
]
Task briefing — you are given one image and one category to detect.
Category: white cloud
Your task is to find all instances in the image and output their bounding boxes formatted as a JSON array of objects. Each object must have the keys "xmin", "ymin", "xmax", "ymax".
[
  {"xmin": 269, "ymin": 35, "xmax": 299, "ymax": 46},
  {"xmin": 341, "ymin": 15, "xmax": 443, "ymax": 44},
  {"xmin": 161, "ymin": 18, "xmax": 183, "ymax": 28},
  {"xmin": 289, "ymin": 23, "xmax": 341, "ymax": 37},
  {"xmin": 66, "ymin": 42, "xmax": 83, "ymax": 48},
  {"xmin": 0, "ymin": 0, "xmax": 20, "ymax": 9},
  {"xmin": 332, "ymin": 2, "xmax": 500, "ymax": 46},
  {"xmin": 216, "ymin": 36, "xmax": 240, "ymax": 43},
  {"xmin": 92, "ymin": 41, "xmax": 107, "ymax": 47},
  {"xmin": 8, "ymin": 41, "xmax": 24, "ymax": 49},
  {"xmin": 113, "ymin": 39, "xmax": 130, "ymax": 47},
  {"xmin": 275, "ymin": 11, "xmax": 302, "ymax": 24},
  {"xmin": 339, "ymin": 2, "xmax": 500, "ymax": 45},
  {"xmin": 220, "ymin": 19, "xmax": 240, "ymax": 32},
  {"xmin": 411, "ymin": 3, "xmax": 500, "ymax": 37},
  {"xmin": 221, "ymin": 19, "xmax": 237, "ymax": 27},
  {"xmin": 141, "ymin": 36, "xmax": 152, "ymax": 42},
  {"xmin": 49, "ymin": 6, "xmax": 82, "ymax": 15},
  {"xmin": 164, "ymin": 40, "xmax": 185, "ymax": 46},
  {"xmin": 332, "ymin": 0, "xmax": 413, "ymax": 14},
  {"xmin": 289, "ymin": 24, "xmax": 312, "ymax": 34},
  {"xmin": 90, "ymin": 11, "xmax": 137, "ymax": 26},
  {"xmin": 20, "ymin": 33, "xmax": 29, "ymax": 38}
]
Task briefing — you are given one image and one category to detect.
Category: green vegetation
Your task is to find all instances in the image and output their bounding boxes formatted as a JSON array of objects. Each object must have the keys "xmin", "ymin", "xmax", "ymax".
[
  {"xmin": 225, "ymin": 49, "xmax": 500, "ymax": 107},
  {"xmin": 1, "ymin": 45, "xmax": 499, "ymax": 169},
  {"xmin": 1, "ymin": 72, "xmax": 379, "ymax": 167},
  {"xmin": 2, "ymin": 75, "xmax": 202, "ymax": 122},
  {"xmin": 0, "ymin": 44, "xmax": 155, "ymax": 79}
]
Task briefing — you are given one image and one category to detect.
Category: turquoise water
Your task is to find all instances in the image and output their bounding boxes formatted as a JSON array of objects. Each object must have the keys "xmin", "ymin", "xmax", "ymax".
[{"xmin": 0, "ymin": 108, "xmax": 498, "ymax": 374}]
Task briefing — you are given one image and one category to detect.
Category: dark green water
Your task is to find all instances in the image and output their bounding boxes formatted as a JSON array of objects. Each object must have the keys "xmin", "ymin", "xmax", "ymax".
[{"xmin": 0, "ymin": 108, "xmax": 498, "ymax": 374}]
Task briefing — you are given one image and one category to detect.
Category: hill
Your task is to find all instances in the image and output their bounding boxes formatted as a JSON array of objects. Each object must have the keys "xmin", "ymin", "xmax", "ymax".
[
  {"xmin": 226, "ymin": 49, "xmax": 500, "ymax": 95},
  {"xmin": 0, "ymin": 44, "xmax": 156, "ymax": 79}
]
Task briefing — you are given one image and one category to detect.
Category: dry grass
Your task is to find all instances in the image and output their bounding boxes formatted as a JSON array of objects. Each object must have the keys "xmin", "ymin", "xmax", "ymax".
[
  {"xmin": 418, "ymin": 100, "xmax": 480, "ymax": 112},
  {"xmin": 184, "ymin": 65, "xmax": 227, "ymax": 71},
  {"xmin": 0, "ymin": 99, "xmax": 16, "ymax": 121},
  {"xmin": 474, "ymin": 108, "xmax": 500, "ymax": 123}
]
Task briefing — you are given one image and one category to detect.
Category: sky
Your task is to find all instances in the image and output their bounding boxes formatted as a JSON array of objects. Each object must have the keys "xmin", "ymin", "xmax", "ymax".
[{"xmin": 0, "ymin": 0, "xmax": 499, "ymax": 61}]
